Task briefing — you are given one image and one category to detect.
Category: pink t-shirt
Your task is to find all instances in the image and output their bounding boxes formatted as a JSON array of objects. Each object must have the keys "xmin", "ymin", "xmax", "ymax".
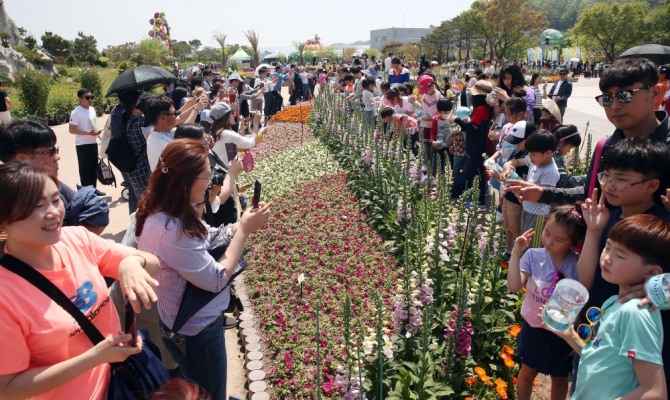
[
  {"xmin": 519, "ymin": 248, "xmax": 579, "ymax": 328},
  {"xmin": 0, "ymin": 226, "xmax": 132, "ymax": 400}
]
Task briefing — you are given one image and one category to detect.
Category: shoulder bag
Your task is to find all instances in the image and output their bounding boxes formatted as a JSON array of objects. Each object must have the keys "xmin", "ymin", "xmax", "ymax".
[{"xmin": 0, "ymin": 254, "xmax": 168, "ymax": 400}]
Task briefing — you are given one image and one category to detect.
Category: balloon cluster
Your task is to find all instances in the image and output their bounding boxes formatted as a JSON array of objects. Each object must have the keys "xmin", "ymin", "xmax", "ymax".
[{"xmin": 148, "ymin": 11, "xmax": 172, "ymax": 49}]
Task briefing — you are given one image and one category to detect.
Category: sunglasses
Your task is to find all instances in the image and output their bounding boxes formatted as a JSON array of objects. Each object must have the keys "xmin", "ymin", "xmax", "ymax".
[
  {"xmin": 577, "ymin": 306, "xmax": 604, "ymax": 343},
  {"xmin": 595, "ymin": 86, "xmax": 651, "ymax": 108},
  {"xmin": 546, "ymin": 270, "xmax": 565, "ymax": 297},
  {"xmin": 18, "ymin": 146, "xmax": 59, "ymax": 158},
  {"xmin": 83, "ymin": 96, "xmax": 94, "ymax": 100},
  {"xmin": 161, "ymin": 110, "xmax": 181, "ymax": 117}
]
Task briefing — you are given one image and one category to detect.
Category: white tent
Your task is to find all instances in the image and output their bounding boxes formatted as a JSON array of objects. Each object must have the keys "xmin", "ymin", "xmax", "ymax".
[
  {"xmin": 262, "ymin": 53, "xmax": 280, "ymax": 61},
  {"xmin": 230, "ymin": 48, "xmax": 251, "ymax": 62}
]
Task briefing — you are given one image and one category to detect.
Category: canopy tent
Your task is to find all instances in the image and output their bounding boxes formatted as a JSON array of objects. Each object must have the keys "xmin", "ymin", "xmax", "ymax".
[
  {"xmin": 262, "ymin": 53, "xmax": 280, "ymax": 61},
  {"xmin": 229, "ymin": 48, "xmax": 251, "ymax": 62}
]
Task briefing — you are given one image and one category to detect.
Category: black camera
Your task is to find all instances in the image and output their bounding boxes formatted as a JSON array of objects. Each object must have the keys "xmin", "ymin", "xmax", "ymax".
[{"xmin": 211, "ymin": 163, "xmax": 226, "ymax": 186}]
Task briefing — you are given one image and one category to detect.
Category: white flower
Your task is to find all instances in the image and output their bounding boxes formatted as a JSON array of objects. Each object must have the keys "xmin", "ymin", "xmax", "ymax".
[{"xmin": 298, "ymin": 273, "xmax": 305, "ymax": 284}]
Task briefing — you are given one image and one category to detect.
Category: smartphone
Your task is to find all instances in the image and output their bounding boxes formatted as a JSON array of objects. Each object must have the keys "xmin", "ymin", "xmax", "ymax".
[
  {"xmin": 252, "ymin": 179, "xmax": 261, "ymax": 209},
  {"xmin": 131, "ymin": 313, "xmax": 138, "ymax": 346},
  {"xmin": 225, "ymin": 143, "xmax": 237, "ymax": 162}
]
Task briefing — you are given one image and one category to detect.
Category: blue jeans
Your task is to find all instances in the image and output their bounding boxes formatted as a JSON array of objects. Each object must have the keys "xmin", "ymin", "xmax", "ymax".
[
  {"xmin": 363, "ymin": 110, "xmax": 376, "ymax": 126},
  {"xmin": 160, "ymin": 315, "xmax": 227, "ymax": 399},
  {"xmin": 120, "ymin": 172, "xmax": 137, "ymax": 215},
  {"xmin": 452, "ymin": 155, "xmax": 466, "ymax": 180}
]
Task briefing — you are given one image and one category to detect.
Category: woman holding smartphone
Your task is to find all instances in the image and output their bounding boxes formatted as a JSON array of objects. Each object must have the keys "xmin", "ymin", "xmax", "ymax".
[
  {"xmin": 0, "ymin": 161, "xmax": 159, "ymax": 399},
  {"xmin": 135, "ymin": 139, "xmax": 270, "ymax": 399}
]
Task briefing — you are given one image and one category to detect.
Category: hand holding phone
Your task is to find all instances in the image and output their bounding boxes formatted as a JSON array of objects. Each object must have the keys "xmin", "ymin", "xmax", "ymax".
[
  {"xmin": 225, "ymin": 143, "xmax": 237, "ymax": 163},
  {"xmin": 252, "ymin": 180, "xmax": 261, "ymax": 209}
]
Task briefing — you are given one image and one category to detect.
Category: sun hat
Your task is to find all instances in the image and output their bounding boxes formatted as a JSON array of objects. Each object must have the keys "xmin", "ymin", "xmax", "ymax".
[
  {"xmin": 455, "ymin": 106, "xmax": 472, "ymax": 119},
  {"xmin": 465, "ymin": 68, "xmax": 475, "ymax": 77},
  {"xmin": 227, "ymin": 71, "xmax": 242, "ymax": 83},
  {"xmin": 417, "ymin": 75, "xmax": 435, "ymax": 94},
  {"xmin": 504, "ymin": 121, "xmax": 538, "ymax": 144},
  {"xmin": 469, "ymin": 80, "xmax": 494, "ymax": 96},
  {"xmin": 541, "ymin": 98, "xmax": 563, "ymax": 123},
  {"xmin": 430, "ymin": 61, "xmax": 438, "ymax": 66},
  {"xmin": 209, "ymin": 103, "xmax": 232, "ymax": 121}
]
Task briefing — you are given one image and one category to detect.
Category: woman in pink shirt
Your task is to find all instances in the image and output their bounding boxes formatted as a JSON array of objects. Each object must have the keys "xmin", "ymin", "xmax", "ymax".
[{"xmin": 0, "ymin": 161, "xmax": 160, "ymax": 399}]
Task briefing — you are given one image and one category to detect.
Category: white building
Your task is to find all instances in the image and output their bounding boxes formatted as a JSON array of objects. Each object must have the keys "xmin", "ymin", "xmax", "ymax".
[{"xmin": 370, "ymin": 27, "xmax": 435, "ymax": 50}]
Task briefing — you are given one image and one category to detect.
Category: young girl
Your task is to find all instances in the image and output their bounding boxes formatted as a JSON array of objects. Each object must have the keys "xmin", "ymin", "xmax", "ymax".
[
  {"xmin": 361, "ymin": 78, "xmax": 378, "ymax": 126},
  {"xmin": 507, "ymin": 205, "xmax": 587, "ymax": 400}
]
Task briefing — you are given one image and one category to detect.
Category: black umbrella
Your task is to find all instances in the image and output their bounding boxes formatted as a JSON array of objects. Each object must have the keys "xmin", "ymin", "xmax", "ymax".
[
  {"xmin": 619, "ymin": 44, "xmax": 670, "ymax": 66},
  {"xmin": 106, "ymin": 66, "xmax": 176, "ymax": 97}
]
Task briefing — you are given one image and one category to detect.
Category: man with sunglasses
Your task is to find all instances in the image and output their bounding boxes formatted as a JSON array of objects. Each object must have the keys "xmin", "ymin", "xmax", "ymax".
[
  {"xmin": 547, "ymin": 69, "xmax": 572, "ymax": 118},
  {"xmin": 0, "ymin": 120, "xmax": 109, "ymax": 235},
  {"xmin": 507, "ymin": 58, "xmax": 669, "ymax": 206},
  {"xmin": 69, "ymin": 88, "xmax": 104, "ymax": 196}
]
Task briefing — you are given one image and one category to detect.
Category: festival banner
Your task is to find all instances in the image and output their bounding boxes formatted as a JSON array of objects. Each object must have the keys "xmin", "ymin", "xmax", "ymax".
[
  {"xmin": 565, "ymin": 48, "xmax": 572, "ymax": 61},
  {"xmin": 553, "ymin": 49, "xmax": 559, "ymax": 62},
  {"xmin": 575, "ymin": 47, "xmax": 581, "ymax": 61},
  {"xmin": 536, "ymin": 47, "xmax": 543, "ymax": 65},
  {"xmin": 527, "ymin": 48, "xmax": 535, "ymax": 62}
]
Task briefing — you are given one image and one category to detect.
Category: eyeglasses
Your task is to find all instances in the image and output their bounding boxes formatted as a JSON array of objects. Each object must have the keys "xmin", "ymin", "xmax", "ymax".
[
  {"xmin": 17, "ymin": 146, "xmax": 59, "ymax": 158},
  {"xmin": 597, "ymin": 172, "xmax": 651, "ymax": 192},
  {"xmin": 83, "ymin": 96, "xmax": 94, "ymax": 100},
  {"xmin": 559, "ymin": 73, "xmax": 567, "ymax": 76},
  {"xmin": 546, "ymin": 271, "xmax": 565, "ymax": 297},
  {"xmin": 161, "ymin": 110, "xmax": 181, "ymax": 117},
  {"xmin": 577, "ymin": 307, "xmax": 604, "ymax": 343},
  {"xmin": 595, "ymin": 86, "xmax": 651, "ymax": 108},
  {"xmin": 195, "ymin": 173, "xmax": 213, "ymax": 184}
]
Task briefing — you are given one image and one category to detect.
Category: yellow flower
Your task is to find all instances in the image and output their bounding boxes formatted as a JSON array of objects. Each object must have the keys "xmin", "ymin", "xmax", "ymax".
[
  {"xmin": 508, "ymin": 324, "xmax": 521, "ymax": 338},
  {"xmin": 474, "ymin": 366, "xmax": 487, "ymax": 377}
]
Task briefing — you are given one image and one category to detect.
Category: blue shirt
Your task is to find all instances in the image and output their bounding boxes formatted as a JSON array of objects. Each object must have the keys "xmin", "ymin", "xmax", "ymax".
[{"xmin": 271, "ymin": 71, "xmax": 288, "ymax": 92}]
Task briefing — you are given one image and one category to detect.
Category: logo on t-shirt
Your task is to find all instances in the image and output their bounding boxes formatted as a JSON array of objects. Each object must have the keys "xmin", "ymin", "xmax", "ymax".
[
  {"xmin": 627, "ymin": 350, "xmax": 636, "ymax": 359},
  {"xmin": 69, "ymin": 281, "xmax": 98, "ymax": 314}
]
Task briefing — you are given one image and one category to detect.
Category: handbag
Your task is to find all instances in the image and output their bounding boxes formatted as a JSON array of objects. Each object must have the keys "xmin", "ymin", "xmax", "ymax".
[
  {"xmin": 97, "ymin": 157, "xmax": 117, "ymax": 187},
  {"xmin": 587, "ymin": 136, "xmax": 608, "ymax": 199},
  {"xmin": 0, "ymin": 254, "xmax": 168, "ymax": 400}
]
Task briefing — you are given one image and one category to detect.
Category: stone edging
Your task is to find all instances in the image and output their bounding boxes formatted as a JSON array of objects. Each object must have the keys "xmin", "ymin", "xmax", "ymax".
[{"xmin": 232, "ymin": 277, "xmax": 270, "ymax": 400}]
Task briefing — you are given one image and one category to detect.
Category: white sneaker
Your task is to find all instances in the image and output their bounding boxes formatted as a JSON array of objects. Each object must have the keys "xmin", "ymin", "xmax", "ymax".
[{"xmin": 496, "ymin": 211, "xmax": 504, "ymax": 223}]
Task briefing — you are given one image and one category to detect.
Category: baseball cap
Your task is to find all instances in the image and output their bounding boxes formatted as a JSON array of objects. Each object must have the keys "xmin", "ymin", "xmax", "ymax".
[
  {"xmin": 504, "ymin": 121, "xmax": 538, "ymax": 144},
  {"xmin": 417, "ymin": 75, "xmax": 435, "ymax": 94},
  {"xmin": 430, "ymin": 61, "xmax": 438, "ymax": 66},
  {"xmin": 209, "ymin": 103, "xmax": 232, "ymax": 121}
]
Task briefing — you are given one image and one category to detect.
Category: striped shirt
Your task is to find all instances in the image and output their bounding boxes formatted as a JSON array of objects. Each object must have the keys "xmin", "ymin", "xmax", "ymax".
[{"xmin": 137, "ymin": 212, "xmax": 234, "ymax": 335}]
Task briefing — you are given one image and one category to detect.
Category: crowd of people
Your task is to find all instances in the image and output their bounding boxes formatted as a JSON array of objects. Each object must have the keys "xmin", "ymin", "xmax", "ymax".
[{"xmin": 0, "ymin": 52, "xmax": 669, "ymax": 400}]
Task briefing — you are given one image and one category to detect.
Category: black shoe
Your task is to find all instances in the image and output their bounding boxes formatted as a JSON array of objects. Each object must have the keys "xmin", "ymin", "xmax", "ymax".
[
  {"xmin": 94, "ymin": 189, "xmax": 106, "ymax": 196},
  {"xmin": 223, "ymin": 316, "xmax": 238, "ymax": 330}
]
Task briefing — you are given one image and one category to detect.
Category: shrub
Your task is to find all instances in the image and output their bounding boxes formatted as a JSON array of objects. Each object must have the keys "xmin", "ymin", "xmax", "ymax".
[
  {"xmin": 58, "ymin": 67, "xmax": 70, "ymax": 77},
  {"xmin": 74, "ymin": 68, "xmax": 103, "ymax": 100},
  {"xmin": 16, "ymin": 68, "xmax": 51, "ymax": 116},
  {"xmin": 117, "ymin": 60, "xmax": 136, "ymax": 74},
  {"xmin": 66, "ymin": 54, "xmax": 77, "ymax": 67},
  {"xmin": 47, "ymin": 86, "xmax": 78, "ymax": 123},
  {"xmin": 97, "ymin": 56, "xmax": 109, "ymax": 68}
]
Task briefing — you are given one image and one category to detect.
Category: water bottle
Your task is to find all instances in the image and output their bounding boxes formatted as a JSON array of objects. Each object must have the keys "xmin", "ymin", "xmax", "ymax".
[
  {"xmin": 645, "ymin": 273, "xmax": 670, "ymax": 310},
  {"xmin": 483, "ymin": 158, "xmax": 519, "ymax": 180}
]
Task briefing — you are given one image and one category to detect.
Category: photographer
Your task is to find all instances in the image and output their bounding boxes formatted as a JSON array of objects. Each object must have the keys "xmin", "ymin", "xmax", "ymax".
[{"xmin": 208, "ymin": 103, "xmax": 261, "ymax": 165}]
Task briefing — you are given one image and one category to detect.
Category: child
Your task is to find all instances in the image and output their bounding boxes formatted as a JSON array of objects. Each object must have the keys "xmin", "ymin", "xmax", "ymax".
[
  {"xmin": 446, "ymin": 106, "xmax": 471, "ymax": 181},
  {"xmin": 500, "ymin": 120, "xmax": 538, "ymax": 258},
  {"xmin": 505, "ymin": 130, "xmax": 560, "ymax": 232},
  {"xmin": 552, "ymin": 214, "xmax": 669, "ymax": 400},
  {"xmin": 551, "ymin": 124, "xmax": 584, "ymax": 188},
  {"xmin": 508, "ymin": 205, "xmax": 587, "ymax": 400},
  {"xmin": 430, "ymin": 99, "xmax": 453, "ymax": 177},
  {"xmin": 361, "ymin": 78, "xmax": 378, "ymax": 126},
  {"xmin": 574, "ymin": 138, "xmax": 670, "ymax": 393},
  {"xmin": 380, "ymin": 106, "xmax": 419, "ymax": 156},
  {"xmin": 419, "ymin": 75, "xmax": 443, "ymax": 171}
]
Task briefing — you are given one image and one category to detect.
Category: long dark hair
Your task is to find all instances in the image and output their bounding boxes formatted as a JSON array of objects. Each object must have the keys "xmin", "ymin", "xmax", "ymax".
[
  {"xmin": 499, "ymin": 65, "xmax": 527, "ymax": 96},
  {"xmin": 135, "ymin": 139, "xmax": 209, "ymax": 240}
]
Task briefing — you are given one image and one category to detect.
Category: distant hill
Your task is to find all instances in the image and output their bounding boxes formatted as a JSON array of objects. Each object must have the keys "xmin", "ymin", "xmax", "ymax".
[{"xmin": 331, "ymin": 40, "xmax": 370, "ymax": 47}]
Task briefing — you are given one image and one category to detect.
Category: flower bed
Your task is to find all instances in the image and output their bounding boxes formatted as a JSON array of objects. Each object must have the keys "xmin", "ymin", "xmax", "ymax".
[
  {"xmin": 245, "ymin": 173, "xmax": 399, "ymax": 398},
  {"xmin": 238, "ymin": 140, "xmax": 341, "ymax": 201},
  {"xmin": 251, "ymin": 122, "xmax": 315, "ymax": 163},
  {"xmin": 270, "ymin": 103, "xmax": 313, "ymax": 123}
]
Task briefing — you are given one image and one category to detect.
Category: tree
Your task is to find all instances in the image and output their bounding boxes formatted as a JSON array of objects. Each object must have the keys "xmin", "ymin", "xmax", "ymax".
[
  {"xmin": 529, "ymin": 0, "xmax": 590, "ymax": 33},
  {"xmin": 420, "ymin": 20, "xmax": 457, "ymax": 63},
  {"xmin": 188, "ymin": 39, "xmax": 202, "ymax": 53},
  {"xmin": 41, "ymin": 32, "xmax": 70, "ymax": 60},
  {"xmin": 104, "ymin": 42, "xmax": 138, "ymax": 63},
  {"xmin": 293, "ymin": 41, "xmax": 306, "ymax": 65},
  {"xmin": 73, "ymin": 31, "xmax": 99, "ymax": 66},
  {"xmin": 170, "ymin": 40, "xmax": 191, "ymax": 60},
  {"xmin": 342, "ymin": 47, "xmax": 356, "ymax": 60},
  {"xmin": 196, "ymin": 46, "xmax": 220, "ymax": 63},
  {"xmin": 243, "ymin": 30, "xmax": 260, "ymax": 68},
  {"xmin": 573, "ymin": 1, "xmax": 647, "ymax": 62},
  {"xmin": 23, "ymin": 36, "xmax": 37, "ymax": 50},
  {"xmin": 134, "ymin": 38, "xmax": 168, "ymax": 66},
  {"xmin": 397, "ymin": 44, "xmax": 420, "ymax": 63},
  {"xmin": 645, "ymin": 5, "xmax": 670, "ymax": 47},
  {"xmin": 212, "ymin": 32, "xmax": 228, "ymax": 67},
  {"xmin": 481, "ymin": 0, "xmax": 548, "ymax": 62}
]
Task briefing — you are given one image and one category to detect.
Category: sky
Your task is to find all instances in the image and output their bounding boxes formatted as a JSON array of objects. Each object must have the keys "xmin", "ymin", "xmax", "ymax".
[{"xmin": 5, "ymin": 0, "xmax": 475, "ymax": 53}]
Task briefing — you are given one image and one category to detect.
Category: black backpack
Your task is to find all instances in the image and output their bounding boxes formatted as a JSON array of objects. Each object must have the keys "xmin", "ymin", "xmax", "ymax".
[{"xmin": 106, "ymin": 128, "xmax": 137, "ymax": 173}]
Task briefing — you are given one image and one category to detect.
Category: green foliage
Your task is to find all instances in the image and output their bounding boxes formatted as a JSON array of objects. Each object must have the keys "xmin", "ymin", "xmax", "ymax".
[
  {"xmin": 16, "ymin": 69, "xmax": 52, "ymax": 116},
  {"xmin": 188, "ymin": 39, "xmax": 202, "ymax": 53},
  {"xmin": 23, "ymin": 36, "xmax": 37, "ymax": 50},
  {"xmin": 97, "ymin": 56, "xmax": 109, "ymax": 68},
  {"xmin": 66, "ymin": 54, "xmax": 77, "ymax": 67},
  {"xmin": 104, "ymin": 42, "xmax": 138, "ymax": 63},
  {"xmin": 0, "ymin": 32, "xmax": 11, "ymax": 48},
  {"xmin": 573, "ymin": 1, "xmax": 648, "ymax": 62},
  {"xmin": 41, "ymin": 32, "xmax": 71, "ymax": 60},
  {"xmin": 74, "ymin": 69, "xmax": 103, "ymax": 100},
  {"xmin": 645, "ymin": 5, "xmax": 670, "ymax": 45},
  {"xmin": 14, "ymin": 44, "xmax": 43, "ymax": 65},
  {"xmin": 47, "ymin": 85, "xmax": 78, "ymax": 122},
  {"xmin": 134, "ymin": 39, "xmax": 168, "ymax": 66},
  {"xmin": 170, "ymin": 40, "xmax": 191, "ymax": 59},
  {"xmin": 58, "ymin": 67, "xmax": 70, "ymax": 77},
  {"xmin": 117, "ymin": 60, "xmax": 136, "ymax": 74},
  {"xmin": 73, "ymin": 31, "xmax": 99, "ymax": 65}
]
